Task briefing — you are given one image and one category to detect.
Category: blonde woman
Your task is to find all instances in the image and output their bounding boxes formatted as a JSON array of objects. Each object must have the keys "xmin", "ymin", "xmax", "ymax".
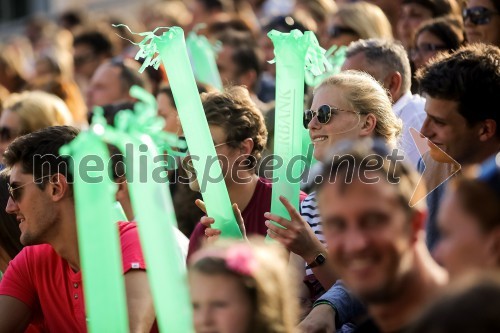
[
  {"xmin": 0, "ymin": 90, "xmax": 73, "ymax": 153},
  {"xmin": 264, "ymin": 70, "xmax": 402, "ymax": 329},
  {"xmin": 325, "ymin": 1, "xmax": 393, "ymax": 49}
]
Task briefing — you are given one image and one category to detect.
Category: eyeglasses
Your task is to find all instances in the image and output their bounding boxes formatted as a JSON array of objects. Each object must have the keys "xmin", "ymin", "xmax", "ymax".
[
  {"xmin": 463, "ymin": 6, "xmax": 499, "ymax": 25},
  {"xmin": 329, "ymin": 26, "xmax": 358, "ymax": 38},
  {"xmin": 7, "ymin": 175, "xmax": 52, "ymax": 202},
  {"xmin": 410, "ymin": 43, "xmax": 448, "ymax": 57},
  {"xmin": 303, "ymin": 105, "xmax": 362, "ymax": 129},
  {"xmin": 214, "ymin": 141, "xmax": 236, "ymax": 148},
  {"xmin": 0, "ymin": 126, "xmax": 15, "ymax": 143}
]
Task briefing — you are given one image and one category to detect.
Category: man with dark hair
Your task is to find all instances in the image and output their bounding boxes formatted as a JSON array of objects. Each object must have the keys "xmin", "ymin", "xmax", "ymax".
[
  {"xmin": 73, "ymin": 30, "xmax": 114, "ymax": 85},
  {"xmin": 0, "ymin": 126, "xmax": 156, "ymax": 332},
  {"xmin": 214, "ymin": 30, "xmax": 267, "ymax": 109},
  {"xmin": 416, "ymin": 43, "xmax": 500, "ymax": 250},
  {"xmin": 86, "ymin": 57, "xmax": 150, "ymax": 111},
  {"xmin": 342, "ymin": 38, "xmax": 426, "ymax": 166},
  {"xmin": 315, "ymin": 140, "xmax": 447, "ymax": 333}
]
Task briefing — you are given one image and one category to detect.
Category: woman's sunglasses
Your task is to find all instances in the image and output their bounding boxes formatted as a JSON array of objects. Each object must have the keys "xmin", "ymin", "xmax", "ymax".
[
  {"xmin": 303, "ymin": 105, "xmax": 362, "ymax": 129},
  {"xmin": 463, "ymin": 6, "xmax": 499, "ymax": 25}
]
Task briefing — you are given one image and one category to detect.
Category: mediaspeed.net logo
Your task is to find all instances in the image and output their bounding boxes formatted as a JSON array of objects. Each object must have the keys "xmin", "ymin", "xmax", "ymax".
[{"xmin": 409, "ymin": 128, "xmax": 461, "ymax": 207}]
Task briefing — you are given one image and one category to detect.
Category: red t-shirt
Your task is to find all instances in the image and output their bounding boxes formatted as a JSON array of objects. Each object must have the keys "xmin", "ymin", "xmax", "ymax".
[
  {"xmin": 0, "ymin": 222, "xmax": 153, "ymax": 333},
  {"xmin": 187, "ymin": 177, "xmax": 308, "ymax": 259}
]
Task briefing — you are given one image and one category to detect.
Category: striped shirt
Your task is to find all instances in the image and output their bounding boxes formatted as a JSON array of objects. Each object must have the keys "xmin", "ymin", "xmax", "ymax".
[{"xmin": 301, "ymin": 191, "xmax": 327, "ymax": 301}]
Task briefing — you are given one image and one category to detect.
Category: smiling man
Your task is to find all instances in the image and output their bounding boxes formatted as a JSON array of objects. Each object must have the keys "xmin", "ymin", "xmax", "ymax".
[
  {"xmin": 416, "ymin": 43, "xmax": 500, "ymax": 250},
  {"xmin": 0, "ymin": 126, "xmax": 156, "ymax": 332},
  {"xmin": 317, "ymin": 141, "xmax": 447, "ymax": 333}
]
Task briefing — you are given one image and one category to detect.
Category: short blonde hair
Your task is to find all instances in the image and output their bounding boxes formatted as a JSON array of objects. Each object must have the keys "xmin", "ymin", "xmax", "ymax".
[
  {"xmin": 336, "ymin": 1, "xmax": 393, "ymax": 40},
  {"xmin": 189, "ymin": 238, "xmax": 298, "ymax": 333},
  {"xmin": 2, "ymin": 90, "xmax": 73, "ymax": 135},
  {"xmin": 316, "ymin": 70, "xmax": 402, "ymax": 148}
]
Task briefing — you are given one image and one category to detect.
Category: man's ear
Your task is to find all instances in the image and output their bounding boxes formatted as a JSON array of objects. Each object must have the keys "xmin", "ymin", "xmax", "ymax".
[
  {"xmin": 48, "ymin": 173, "xmax": 71, "ymax": 202},
  {"xmin": 478, "ymin": 119, "xmax": 497, "ymax": 142},
  {"xmin": 384, "ymin": 71, "xmax": 402, "ymax": 102},
  {"xmin": 238, "ymin": 138, "xmax": 254, "ymax": 157}
]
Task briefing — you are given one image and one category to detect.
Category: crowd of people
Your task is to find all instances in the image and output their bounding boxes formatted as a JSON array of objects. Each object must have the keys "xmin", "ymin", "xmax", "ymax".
[{"xmin": 0, "ymin": 0, "xmax": 499, "ymax": 332}]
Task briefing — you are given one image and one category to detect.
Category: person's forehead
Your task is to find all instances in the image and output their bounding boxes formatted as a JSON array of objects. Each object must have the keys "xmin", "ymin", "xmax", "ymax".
[
  {"xmin": 311, "ymin": 85, "xmax": 347, "ymax": 108},
  {"xmin": 208, "ymin": 124, "xmax": 228, "ymax": 141},
  {"xmin": 73, "ymin": 43, "xmax": 94, "ymax": 55},
  {"xmin": 319, "ymin": 176, "xmax": 401, "ymax": 209},
  {"xmin": 424, "ymin": 95, "xmax": 461, "ymax": 119},
  {"xmin": 7, "ymin": 164, "xmax": 31, "ymax": 183},
  {"xmin": 342, "ymin": 52, "xmax": 380, "ymax": 77},
  {"xmin": 91, "ymin": 64, "xmax": 121, "ymax": 84}
]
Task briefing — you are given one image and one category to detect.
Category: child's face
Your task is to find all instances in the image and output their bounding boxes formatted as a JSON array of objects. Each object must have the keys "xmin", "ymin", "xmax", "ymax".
[{"xmin": 190, "ymin": 271, "xmax": 254, "ymax": 333}]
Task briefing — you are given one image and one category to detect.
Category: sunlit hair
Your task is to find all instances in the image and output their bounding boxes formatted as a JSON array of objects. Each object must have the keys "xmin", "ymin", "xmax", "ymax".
[
  {"xmin": 346, "ymin": 38, "xmax": 412, "ymax": 95},
  {"xmin": 316, "ymin": 70, "xmax": 402, "ymax": 148},
  {"xmin": 189, "ymin": 238, "xmax": 298, "ymax": 333},
  {"xmin": 335, "ymin": 1, "xmax": 393, "ymax": 40},
  {"xmin": 3, "ymin": 90, "xmax": 73, "ymax": 135},
  {"xmin": 201, "ymin": 86, "xmax": 268, "ymax": 170}
]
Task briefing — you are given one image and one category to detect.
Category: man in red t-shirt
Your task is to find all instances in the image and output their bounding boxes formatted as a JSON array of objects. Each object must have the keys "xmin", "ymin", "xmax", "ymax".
[
  {"xmin": 0, "ymin": 126, "xmax": 155, "ymax": 332},
  {"xmin": 184, "ymin": 87, "xmax": 307, "ymax": 259}
]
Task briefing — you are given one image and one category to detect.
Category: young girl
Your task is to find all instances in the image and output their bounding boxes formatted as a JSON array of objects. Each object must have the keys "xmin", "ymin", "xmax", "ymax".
[{"xmin": 188, "ymin": 239, "xmax": 298, "ymax": 333}]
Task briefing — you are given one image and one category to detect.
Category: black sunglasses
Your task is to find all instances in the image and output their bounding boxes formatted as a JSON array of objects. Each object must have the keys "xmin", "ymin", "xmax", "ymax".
[
  {"xmin": 329, "ymin": 25, "xmax": 358, "ymax": 38},
  {"xmin": 303, "ymin": 105, "xmax": 362, "ymax": 129},
  {"xmin": 0, "ymin": 126, "xmax": 15, "ymax": 142},
  {"xmin": 7, "ymin": 175, "xmax": 51, "ymax": 202},
  {"xmin": 463, "ymin": 6, "xmax": 499, "ymax": 25}
]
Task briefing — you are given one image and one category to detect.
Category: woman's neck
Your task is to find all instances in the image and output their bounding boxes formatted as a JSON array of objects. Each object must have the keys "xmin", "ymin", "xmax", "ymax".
[{"xmin": 227, "ymin": 173, "xmax": 259, "ymax": 212}]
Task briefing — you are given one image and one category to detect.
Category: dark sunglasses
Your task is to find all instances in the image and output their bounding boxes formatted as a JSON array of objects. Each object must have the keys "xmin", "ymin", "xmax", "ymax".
[
  {"xmin": 0, "ymin": 126, "xmax": 15, "ymax": 142},
  {"xmin": 7, "ymin": 175, "xmax": 51, "ymax": 202},
  {"xmin": 303, "ymin": 105, "xmax": 361, "ymax": 129},
  {"xmin": 329, "ymin": 25, "xmax": 358, "ymax": 38},
  {"xmin": 463, "ymin": 6, "xmax": 499, "ymax": 25}
]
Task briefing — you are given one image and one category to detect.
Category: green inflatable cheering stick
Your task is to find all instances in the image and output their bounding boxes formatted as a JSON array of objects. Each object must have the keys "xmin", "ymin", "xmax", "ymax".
[
  {"xmin": 267, "ymin": 29, "xmax": 331, "ymax": 223},
  {"xmin": 113, "ymin": 24, "xmax": 242, "ymax": 239},
  {"xmin": 61, "ymin": 121, "xmax": 130, "ymax": 333}
]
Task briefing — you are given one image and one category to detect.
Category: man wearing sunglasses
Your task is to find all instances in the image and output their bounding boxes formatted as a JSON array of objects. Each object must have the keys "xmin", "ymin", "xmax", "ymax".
[
  {"xmin": 341, "ymin": 38, "xmax": 427, "ymax": 167},
  {"xmin": 463, "ymin": 0, "xmax": 500, "ymax": 47},
  {"xmin": 0, "ymin": 126, "xmax": 157, "ymax": 332}
]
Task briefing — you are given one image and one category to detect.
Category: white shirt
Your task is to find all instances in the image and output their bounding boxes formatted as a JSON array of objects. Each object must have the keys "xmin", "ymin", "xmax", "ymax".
[{"xmin": 393, "ymin": 92, "xmax": 427, "ymax": 167}]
